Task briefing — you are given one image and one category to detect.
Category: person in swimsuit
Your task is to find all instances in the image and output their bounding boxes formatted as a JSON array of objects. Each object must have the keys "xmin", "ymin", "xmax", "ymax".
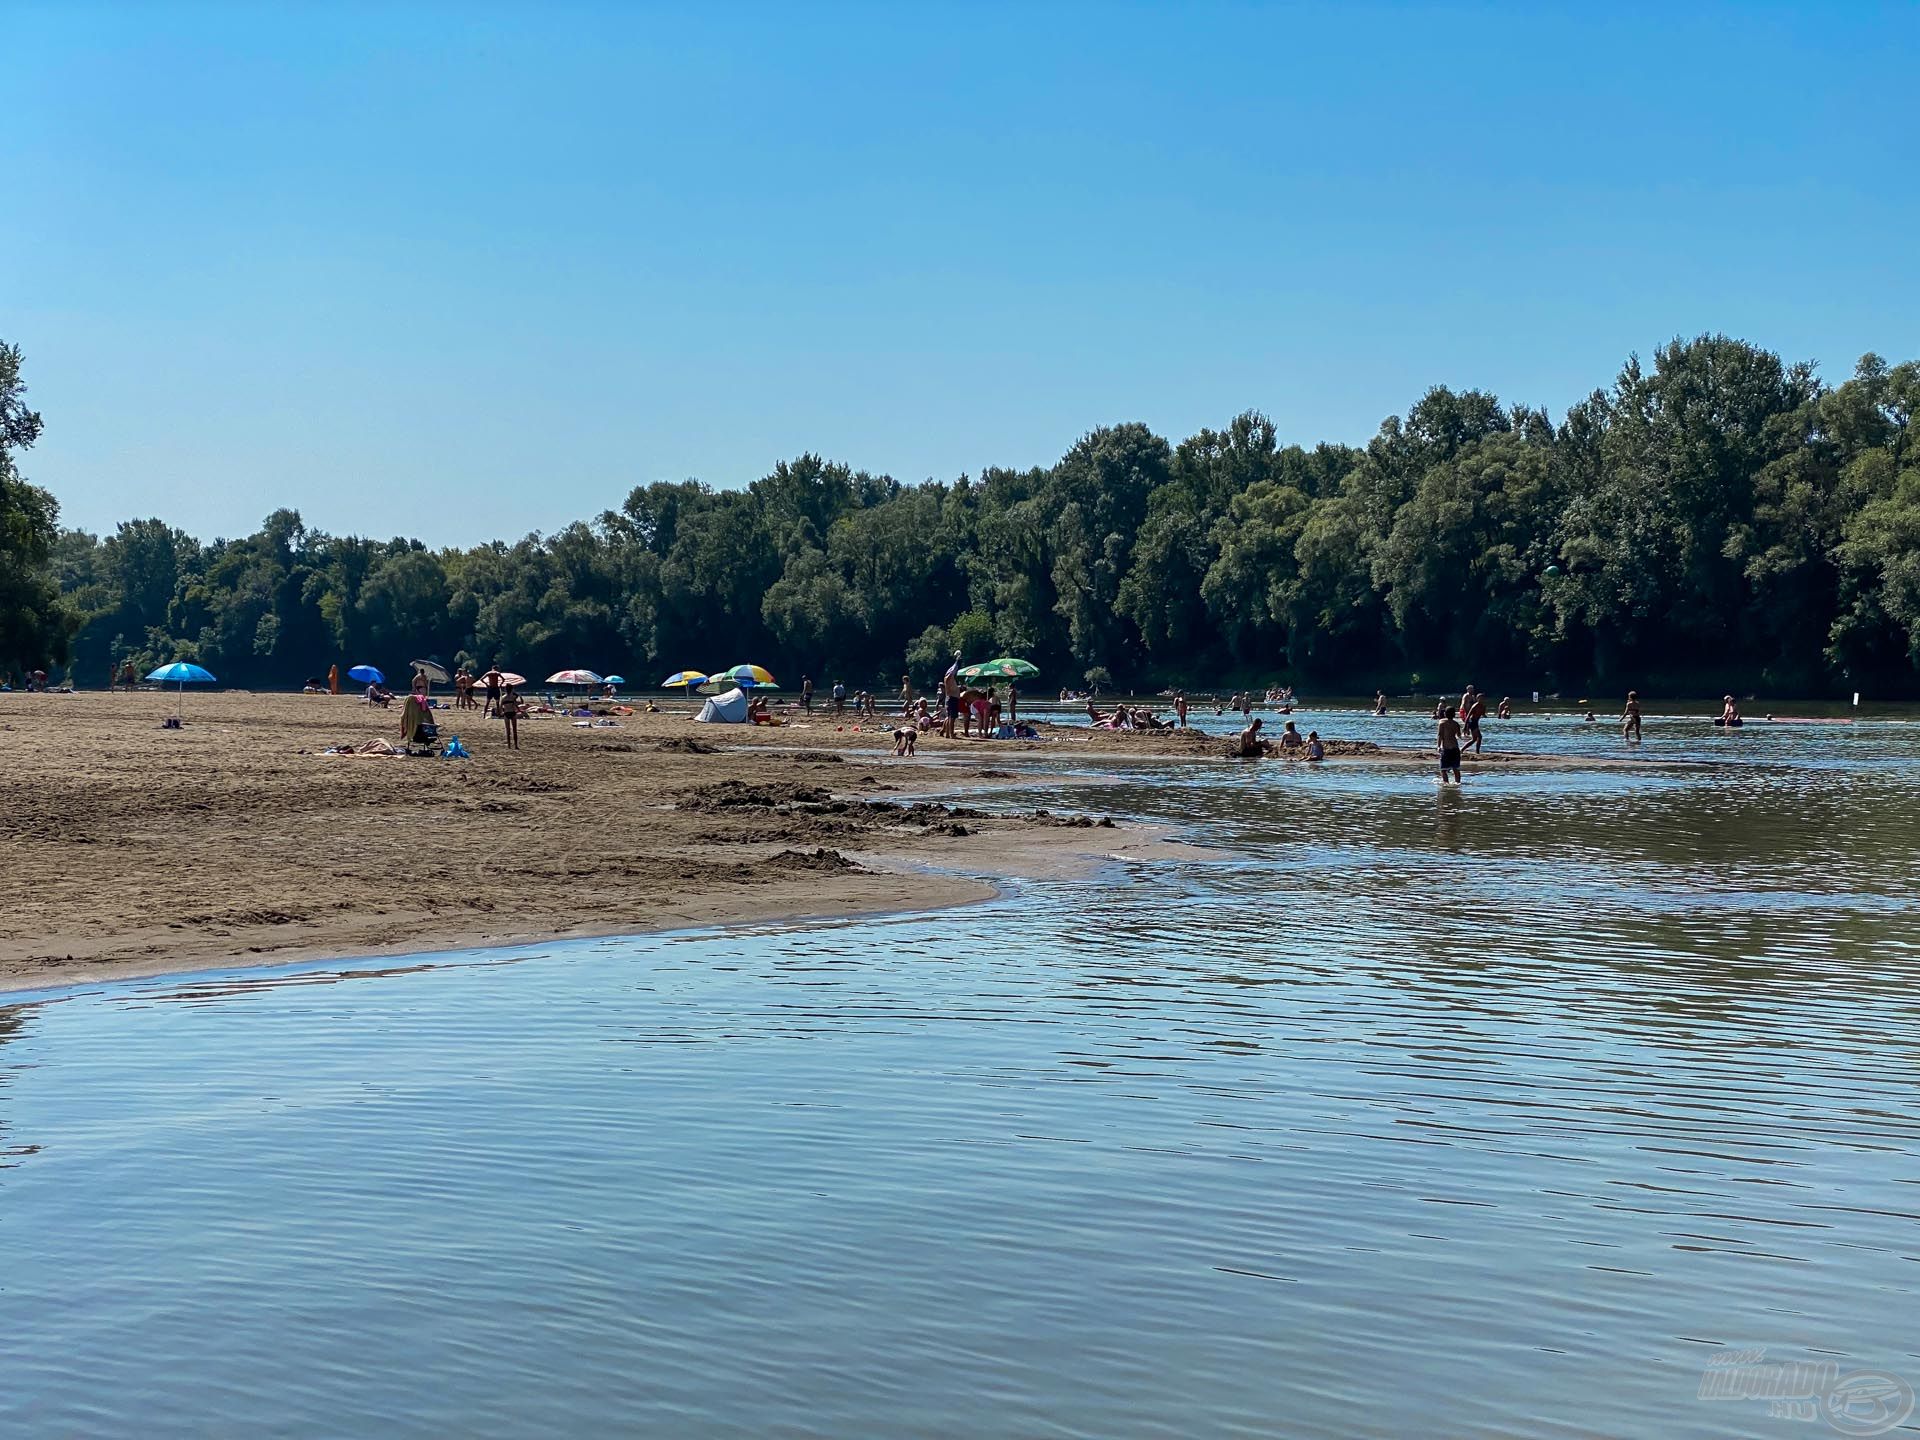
[
  {"xmin": 481, "ymin": 667, "xmax": 504, "ymax": 717},
  {"xmin": 1374, "ymin": 690, "xmax": 1387, "ymax": 716},
  {"xmin": 1622, "ymin": 690, "xmax": 1643, "ymax": 741},
  {"xmin": 1437, "ymin": 705, "xmax": 1463, "ymax": 783},
  {"xmin": 1306, "ymin": 730, "xmax": 1325, "ymax": 761},
  {"xmin": 1235, "ymin": 717, "xmax": 1270, "ymax": 758},
  {"xmin": 497, "ymin": 684, "xmax": 523, "ymax": 749},
  {"xmin": 941, "ymin": 652, "xmax": 962, "ymax": 738},
  {"xmin": 1497, "ymin": 696, "xmax": 1512, "ymax": 720},
  {"xmin": 1464, "ymin": 687, "xmax": 1487, "ymax": 753}
]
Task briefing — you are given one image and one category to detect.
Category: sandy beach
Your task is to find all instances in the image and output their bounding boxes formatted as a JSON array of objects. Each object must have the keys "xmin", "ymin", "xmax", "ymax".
[{"xmin": 0, "ymin": 689, "xmax": 1601, "ymax": 992}]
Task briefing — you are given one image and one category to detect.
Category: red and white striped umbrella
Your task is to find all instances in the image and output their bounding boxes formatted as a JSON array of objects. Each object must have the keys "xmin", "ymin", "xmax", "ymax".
[{"xmin": 546, "ymin": 669, "xmax": 603, "ymax": 686}]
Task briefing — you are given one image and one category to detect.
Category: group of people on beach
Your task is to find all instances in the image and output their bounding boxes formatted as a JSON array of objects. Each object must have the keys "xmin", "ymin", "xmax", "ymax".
[{"xmin": 1235, "ymin": 717, "xmax": 1325, "ymax": 761}]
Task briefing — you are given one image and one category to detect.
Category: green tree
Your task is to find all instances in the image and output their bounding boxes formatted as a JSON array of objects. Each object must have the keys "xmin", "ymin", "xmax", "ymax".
[{"xmin": 0, "ymin": 341, "xmax": 73, "ymax": 672}]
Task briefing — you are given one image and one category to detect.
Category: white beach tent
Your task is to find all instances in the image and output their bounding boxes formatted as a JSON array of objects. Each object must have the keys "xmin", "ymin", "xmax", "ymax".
[{"xmin": 695, "ymin": 686, "xmax": 750, "ymax": 723}]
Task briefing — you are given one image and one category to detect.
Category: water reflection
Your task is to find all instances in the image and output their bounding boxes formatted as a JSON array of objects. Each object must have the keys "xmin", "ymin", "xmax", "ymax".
[{"xmin": 2, "ymin": 733, "xmax": 1918, "ymax": 1438}]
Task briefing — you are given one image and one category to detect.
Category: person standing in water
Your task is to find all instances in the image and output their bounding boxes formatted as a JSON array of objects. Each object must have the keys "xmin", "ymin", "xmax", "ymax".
[
  {"xmin": 1374, "ymin": 690, "xmax": 1387, "ymax": 715},
  {"xmin": 1464, "ymin": 686, "xmax": 1487, "ymax": 753},
  {"xmin": 1622, "ymin": 690, "xmax": 1643, "ymax": 741},
  {"xmin": 1437, "ymin": 703, "xmax": 1464, "ymax": 784},
  {"xmin": 1175, "ymin": 691, "xmax": 1189, "ymax": 728}
]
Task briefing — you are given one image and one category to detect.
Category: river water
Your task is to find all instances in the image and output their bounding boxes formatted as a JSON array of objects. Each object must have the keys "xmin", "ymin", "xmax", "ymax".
[{"xmin": 3, "ymin": 718, "xmax": 1918, "ymax": 1438}]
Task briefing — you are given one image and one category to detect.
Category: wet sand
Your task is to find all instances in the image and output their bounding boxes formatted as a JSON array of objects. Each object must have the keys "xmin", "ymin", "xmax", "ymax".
[{"xmin": 0, "ymin": 690, "xmax": 1618, "ymax": 992}]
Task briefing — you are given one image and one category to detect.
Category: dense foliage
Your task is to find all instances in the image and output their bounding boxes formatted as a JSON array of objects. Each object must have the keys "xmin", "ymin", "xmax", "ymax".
[
  {"xmin": 13, "ymin": 334, "xmax": 1920, "ymax": 695},
  {"xmin": 0, "ymin": 343, "xmax": 70, "ymax": 674}
]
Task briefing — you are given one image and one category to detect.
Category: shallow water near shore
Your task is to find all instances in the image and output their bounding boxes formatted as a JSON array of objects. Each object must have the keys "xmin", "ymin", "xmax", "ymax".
[{"xmin": 4, "ymin": 724, "xmax": 1919, "ymax": 1438}]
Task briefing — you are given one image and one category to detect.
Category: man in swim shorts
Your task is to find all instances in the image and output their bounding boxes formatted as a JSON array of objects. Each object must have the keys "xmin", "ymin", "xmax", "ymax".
[
  {"xmin": 1437, "ymin": 705, "xmax": 1463, "ymax": 783},
  {"xmin": 941, "ymin": 651, "xmax": 962, "ymax": 738}
]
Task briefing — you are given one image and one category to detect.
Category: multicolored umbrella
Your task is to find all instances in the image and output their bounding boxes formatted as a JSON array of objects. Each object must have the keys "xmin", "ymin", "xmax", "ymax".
[
  {"xmin": 546, "ymin": 669, "xmax": 603, "ymax": 687},
  {"xmin": 146, "ymin": 661, "xmax": 215, "ymax": 719},
  {"xmin": 717, "ymin": 663, "xmax": 778, "ymax": 688},
  {"xmin": 957, "ymin": 657, "xmax": 1039, "ymax": 682},
  {"xmin": 660, "ymin": 671, "xmax": 708, "ymax": 689}
]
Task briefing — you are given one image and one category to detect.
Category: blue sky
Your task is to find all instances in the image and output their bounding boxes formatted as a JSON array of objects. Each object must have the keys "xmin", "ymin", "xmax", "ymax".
[{"xmin": 6, "ymin": 2, "xmax": 1916, "ymax": 546}]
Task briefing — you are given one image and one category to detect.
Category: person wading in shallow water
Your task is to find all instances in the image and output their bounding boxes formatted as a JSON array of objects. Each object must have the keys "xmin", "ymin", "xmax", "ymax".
[
  {"xmin": 1437, "ymin": 704, "xmax": 1464, "ymax": 784},
  {"xmin": 1622, "ymin": 690, "xmax": 1643, "ymax": 741}
]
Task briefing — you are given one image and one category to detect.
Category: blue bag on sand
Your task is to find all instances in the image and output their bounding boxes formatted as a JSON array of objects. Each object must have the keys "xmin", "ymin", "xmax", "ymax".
[{"xmin": 443, "ymin": 736, "xmax": 470, "ymax": 758}]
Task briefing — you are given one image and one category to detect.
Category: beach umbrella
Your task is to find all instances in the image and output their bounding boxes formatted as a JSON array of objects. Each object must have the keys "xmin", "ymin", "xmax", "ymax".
[
  {"xmin": 547, "ymin": 669, "xmax": 603, "ymax": 687},
  {"xmin": 718, "ymin": 663, "xmax": 778, "ymax": 689},
  {"xmin": 146, "ymin": 661, "xmax": 215, "ymax": 719},
  {"xmin": 496, "ymin": 672, "xmax": 527, "ymax": 688},
  {"xmin": 411, "ymin": 659, "xmax": 451, "ymax": 684},
  {"xmin": 347, "ymin": 664, "xmax": 383, "ymax": 685},
  {"xmin": 603, "ymin": 674, "xmax": 626, "ymax": 687},
  {"xmin": 958, "ymin": 657, "xmax": 1040, "ymax": 682},
  {"xmin": 660, "ymin": 670, "xmax": 708, "ymax": 689}
]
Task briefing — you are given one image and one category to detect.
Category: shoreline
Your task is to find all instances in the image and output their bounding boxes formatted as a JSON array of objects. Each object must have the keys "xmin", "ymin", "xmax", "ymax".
[
  {"xmin": 1, "ymin": 685, "xmax": 1685, "ymax": 998},
  {"xmin": 0, "ymin": 826, "xmax": 1204, "ymax": 1001},
  {"xmin": 0, "ymin": 691, "xmax": 1213, "ymax": 997}
]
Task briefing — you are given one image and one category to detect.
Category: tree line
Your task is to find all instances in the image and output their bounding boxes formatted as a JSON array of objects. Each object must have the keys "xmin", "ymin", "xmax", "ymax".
[{"xmin": 4, "ymin": 334, "xmax": 1918, "ymax": 696}]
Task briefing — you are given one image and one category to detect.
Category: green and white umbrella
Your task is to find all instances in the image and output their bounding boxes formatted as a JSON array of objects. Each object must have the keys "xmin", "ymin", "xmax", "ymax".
[{"xmin": 957, "ymin": 657, "xmax": 1039, "ymax": 682}]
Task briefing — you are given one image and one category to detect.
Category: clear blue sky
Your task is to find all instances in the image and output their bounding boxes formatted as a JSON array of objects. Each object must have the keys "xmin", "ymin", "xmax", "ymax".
[{"xmin": 6, "ymin": 2, "xmax": 1915, "ymax": 547}]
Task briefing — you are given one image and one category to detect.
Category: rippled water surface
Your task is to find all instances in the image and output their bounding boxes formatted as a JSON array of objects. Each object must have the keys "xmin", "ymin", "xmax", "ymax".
[{"xmin": 4, "ymin": 722, "xmax": 1919, "ymax": 1438}]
